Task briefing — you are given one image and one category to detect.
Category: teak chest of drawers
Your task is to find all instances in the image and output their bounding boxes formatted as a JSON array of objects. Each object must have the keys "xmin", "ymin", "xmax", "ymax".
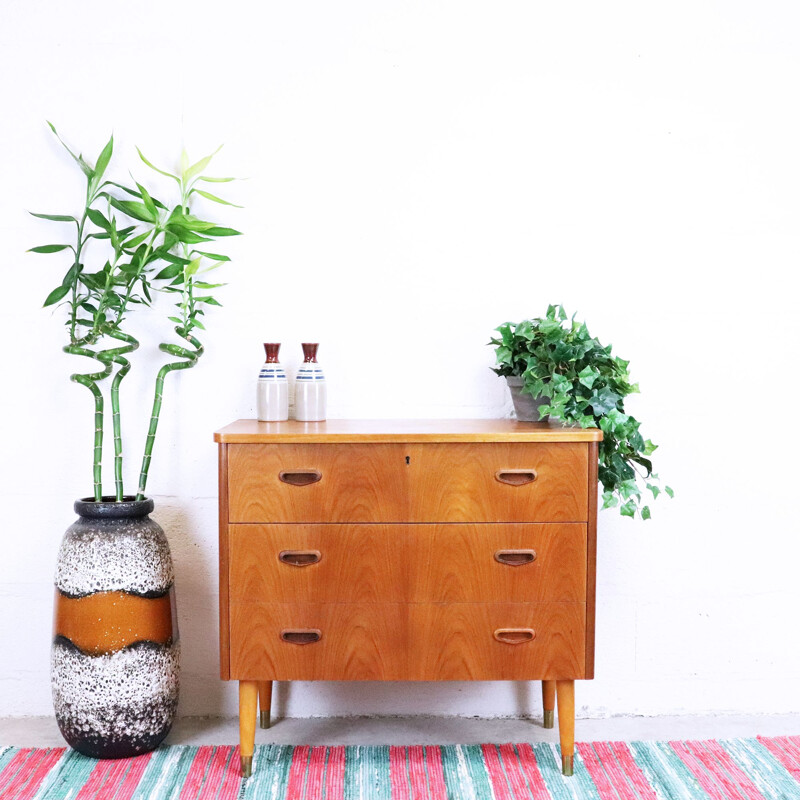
[{"xmin": 215, "ymin": 419, "xmax": 602, "ymax": 777}]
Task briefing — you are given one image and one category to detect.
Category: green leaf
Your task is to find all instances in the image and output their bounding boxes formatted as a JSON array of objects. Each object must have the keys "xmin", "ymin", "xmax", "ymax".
[
  {"xmin": 620, "ymin": 500, "xmax": 636, "ymax": 518},
  {"xmin": 578, "ymin": 366, "xmax": 598, "ymax": 389},
  {"xmin": 183, "ymin": 146, "xmax": 223, "ymax": 184},
  {"xmin": 29, "ymin": 212, "xmax": 77, "ymax": 223},
  {"xmin": 202, "ymin": 225, "xmax": 241, "ymax": 236},
  {"xmin": 194, "ymin": 251, "xmax": 230, "ymax": 261},
  {"xmin": 168, "ymin": 316, "xmax": 182, "ymax": 324},
  {"xmin": 123, "ymin": 231, "xmax": 150, "ymax": 250},
  {"xmin": 192, "ymin": 188, "xmax": 242, "ymax": 207},
  {"xmin": 29, "ymin": 244, "xmax": 71, "ymax": 254},
  {"xmin": 198, "ymin": 175, "xmax": 235, "ymax": 183},
  {"xmin": 136, "ymin": 182, "xmax": 158, "ymax": 218},
  {"xmin": 93, "ymin": 135, "xmax": 114, "ymax": 183},
  {"xmin": 86, "ymin": 208, "xmax": 111, "ymax": 231},
  {"xmin": 196, "ymin": 296, "xmax": 222, "ymax": 306},
  {"xmin": 155, "ymin": 264, "xmax": 182, "ymax": 280},
  {"xmin": 186, "ymin": 257, "xmax": 202, "ymax": 276},
  {"xmin": 47, "ymin": 121, "xmax": 94, "ymax": 179},
  {"xmin": 136, "ymin": 147, "xmax": 180, "ymax": 183},
  {"xmin": 193, "ymin": 281, "xmax": 226, "ymax": 289},
  {"xmin": 641, "ymin": 505, "xmax": 651, "ymax": 520},
  {"xmin": 166, "ymin": 226, "xmax": 211, "ymax": 244},
  {"xmin": 110, "ymin": 198, "xmax": 156, "ymax": 223},
  {"xmin": 665, "ymin": 486, "xmax": 674, "ymax": 498},
  {"xmin": 43, "ymin": 284, "xmax": 70, "ymax": 306}
]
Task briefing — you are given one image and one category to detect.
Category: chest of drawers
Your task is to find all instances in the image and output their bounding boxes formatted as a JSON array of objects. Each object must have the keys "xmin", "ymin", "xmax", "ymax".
[{"xmin": 215, "ymin": 419, "xmax": 601, "ymax": 777}]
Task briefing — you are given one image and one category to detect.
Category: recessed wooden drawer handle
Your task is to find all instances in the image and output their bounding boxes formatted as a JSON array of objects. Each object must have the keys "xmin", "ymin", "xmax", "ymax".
[
  {"xmin": 280, "ymin": 629, "xmax": 322, "ymax": 645},
  {"xmin": 494, "ymin": 549, "xmax": 536, "ymax": 566},
  {"xmin": 494, "ymin": 628, "xmax": 535, "ymax": 644},
  {"xmin": 279, "ymin": 470, "xmax": 322, "ymax": 486},
  {"xmin": 278, "ymin": 550, "xmax": 322, "ymax": 567},
  {"xmin": 495, "ymin": 469, "xmax": 537, "ymax": 486}
]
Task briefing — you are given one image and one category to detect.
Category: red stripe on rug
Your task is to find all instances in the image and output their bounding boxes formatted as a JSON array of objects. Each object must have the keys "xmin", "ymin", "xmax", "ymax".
[
  {"xmin": 422, "ymin": 746, "xmax": 448, "ymax": 800},
  {"xmin": 690, "ymin": 739, "xmax": 766, "ymax": 800},
  {"xmin": 577, "ymin": 742, "xmax": 629, "ymax": 800},
  {"xmin": 670, "ymin": 740, "xmax": 766, "ymax": 800},
  {"xmin": 1, "ymin": 749, "xmax": 56, "ymax": 800},
  {"xmin": 515, "ymin": 743, "xmax": 550, "ymax": 799},
  {"xmin": 482, "ymin": 744, "xmax": 515, "ymax": 800},
  {"xmin": 605, "ymin": 742, "xmax": 660, "ymax": 800},
  {"xmin": 305, "ymin": 746, "xmax": 327, "ymax": 800},
  {"xmin": 758, "ymin": 736, "xmax": 800, "ymax": 780},
  {"xmin": 178, "ymin": 745, "xmax": 215, "ymax": 800},
  {"xmin": 109, "ymin": 753, "xmax": 153, "ymax": 800},
  {"xmin": 285, "ymin": 745, "xmax": 311, "ymax": 798},
  {"xmin": 13, "ymin": 748, "xmax": 65, "ymax": 800},
  {"xmin": 408, "ymin": 745, "xmax": 430, "ymax": 799},
  {"xmin": 215, "ymin": 746, "xmax": 241, "ymax": 800},
  {"xmin": 325, "ymin": 745, "xmax": 346, "ymax": 800},
  {"xmin": 497, "ymin": 743, "xmax": 534, "ymax": 799},
  {"xmin": 0, "ymin": 749, "xmax": 35, "ymax": 797},
  {"xmin": 389, "ymin": 746, "xmax": 411, "ymax": 800},
  {"xmin": 578, "ymin": 741, "xmax": 657, "ymax": 800},
  {"xmin": 197, "ymin": 747, "xmax": 234, "ymax": 799}
]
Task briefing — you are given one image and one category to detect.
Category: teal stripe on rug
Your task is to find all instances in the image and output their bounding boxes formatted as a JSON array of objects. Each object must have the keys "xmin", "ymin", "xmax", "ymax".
[
  {"xmin": 242, "ymin": 744, "xmax": 294, "ymax": 800},
  {"xmin": 130, "ymin": 745, "xmax": 197, "ymax": 800},
  {"xmin": 439, "ymin": 745, "xmax": 479, "ymax": 800},
  {"xmin": 0, "ymin": 747, "xmax": 16, "ymax": 774},
  {"xmin": 721, "ymin": 738, "xmax": 800, "ymax": 800},
  {"xmin": 629, "ymin": 740, "xmax": 710, "ymax": 800},
  {"xmin": 36, "ymin": 750, "xmax": 97, "ymax": 800},
  {"xmin": 532, "ymin": 743, "xmax": 601, "ymax": 800},
  {"xmin": 345, "ymin": 745, "xmax": 392, "ymax": 800}
]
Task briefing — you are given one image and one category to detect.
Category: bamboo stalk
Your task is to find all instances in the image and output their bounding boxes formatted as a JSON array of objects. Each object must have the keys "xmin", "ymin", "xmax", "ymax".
[
  {"xmin": 135, "ymin": 327, "xmax": 204, "ymax": 500},
  {"xmin": 63, "ymin": 343, "xmax": 112, "ymax": 501}
]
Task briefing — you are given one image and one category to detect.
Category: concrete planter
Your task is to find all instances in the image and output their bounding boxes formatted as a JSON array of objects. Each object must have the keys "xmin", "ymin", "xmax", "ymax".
[{"xmin": 506, "ymin": 377, "xmax": 549, "ymax": 422}]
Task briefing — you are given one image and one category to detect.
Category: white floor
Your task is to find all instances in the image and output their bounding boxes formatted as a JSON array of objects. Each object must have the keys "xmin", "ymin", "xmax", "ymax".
[{"xmin": 3, "ymin": 714, "xmax": 799, "ymax": 748}]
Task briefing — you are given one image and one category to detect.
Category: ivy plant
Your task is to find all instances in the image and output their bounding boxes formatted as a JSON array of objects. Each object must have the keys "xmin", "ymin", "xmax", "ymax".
[
  {"xmin": 490, "ymin": 304, "xmax": 672, "ymax": 519},
  {"xmin": 30, "ymin": 123, "xmax": 240, "ymax": 502}
]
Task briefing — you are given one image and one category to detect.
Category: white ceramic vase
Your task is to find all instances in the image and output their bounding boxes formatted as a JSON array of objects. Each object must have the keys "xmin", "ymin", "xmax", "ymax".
[
  {"xmin": 257, "ymin": 343, "xmax": 289, "ymax": 421},
  {"xmin": 295, "ymin": 343, "xmax": 326, "ymax": 421}
]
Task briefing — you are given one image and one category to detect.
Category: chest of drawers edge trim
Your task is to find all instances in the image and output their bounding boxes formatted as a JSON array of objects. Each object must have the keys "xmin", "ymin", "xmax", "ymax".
[{"xmin": 217, "ymin": 422, "xmax": 600, "ymax": 683}]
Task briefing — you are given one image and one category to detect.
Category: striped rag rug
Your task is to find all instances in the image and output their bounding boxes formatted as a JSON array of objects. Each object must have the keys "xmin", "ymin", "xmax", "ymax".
[{"xmin": 1, "ymin": 737, "xmax": 800, "ymax": 800}]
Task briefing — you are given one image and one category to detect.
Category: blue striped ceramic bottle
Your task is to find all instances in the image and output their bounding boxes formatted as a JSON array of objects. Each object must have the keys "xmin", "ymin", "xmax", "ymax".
[
  {"xmin": 256, "ymin": 343, "xmax": 289, "ymax": 421},
  {"xmin": 295, "ymin": 343, "xmax": 327, "ymax": 421}
]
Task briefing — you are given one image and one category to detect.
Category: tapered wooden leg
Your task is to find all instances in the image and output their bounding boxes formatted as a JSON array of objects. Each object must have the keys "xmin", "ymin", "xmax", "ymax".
[
  {"xmin": 541, "ymin": 680, "xmax": 556, "ymax": 728},
  {"xmin": 258, "ymin": 681, "xmax": 273, "ymax": 729},
  {"xmin": 239, "ymin": 681, "xmax": 258, "ymax": 778},
  {"xmin": 556, "ymin": 680, "xmax": 575, "ymax": 776}
]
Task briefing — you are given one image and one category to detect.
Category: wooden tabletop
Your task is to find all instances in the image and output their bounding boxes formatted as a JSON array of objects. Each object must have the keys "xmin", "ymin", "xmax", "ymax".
[{"xmin": 214, "ymin": 419, "xmax": 603, "ymax": 443}]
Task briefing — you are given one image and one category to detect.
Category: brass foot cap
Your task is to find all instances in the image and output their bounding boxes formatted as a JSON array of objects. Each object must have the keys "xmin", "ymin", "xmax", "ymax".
[
  {"xmin": 562, "ymin": 755, "xmax": 574, "ymax": 777},
  {"xmin": 240, "ymin": 756, "xmax": 253, "ymax": 778},
  {"xmin": 260, "ymin": 711, "xmax": 271, "ymax": 729},
  {"xmin": 543, "ymin": 710, "xmax": 554, "ymax": 729}
]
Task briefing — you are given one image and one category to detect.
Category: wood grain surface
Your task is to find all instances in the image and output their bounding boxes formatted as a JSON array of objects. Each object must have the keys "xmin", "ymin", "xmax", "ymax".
[
  {"xmin": 215, "ymin": 418, "xmax": 603, "ymax": 444},
  {"xmin": 229, "ymin": 601, "xmax": 586, "ymax": 681},
  {"xmin": 228, "ymin": 523, "xmax": 586, "ymax": 604},
  {"xmin": 227, "ymin": 442, "xmax": 587, "ymax": 523}
]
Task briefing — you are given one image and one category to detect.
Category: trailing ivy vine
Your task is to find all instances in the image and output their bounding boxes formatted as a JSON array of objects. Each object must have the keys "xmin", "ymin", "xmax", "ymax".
[{"xmin": 490, "ymin": 304, "xmax": 672, "ymax": 519}]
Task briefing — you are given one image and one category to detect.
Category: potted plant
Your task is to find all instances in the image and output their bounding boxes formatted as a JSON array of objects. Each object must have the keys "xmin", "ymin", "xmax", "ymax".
[
  {"xmin": 490, "ymin": 304, "xmax": 672, "ymax": 519},
  {"xmin": 31, "ymin": 123, "xmax": 240, "ymax": 757}
]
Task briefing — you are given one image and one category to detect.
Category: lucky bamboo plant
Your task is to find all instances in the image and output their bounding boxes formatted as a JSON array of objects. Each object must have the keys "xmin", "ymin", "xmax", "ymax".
[{"xmin": 31, "ymin": 123, "xmax": 241, "ymax": 502}]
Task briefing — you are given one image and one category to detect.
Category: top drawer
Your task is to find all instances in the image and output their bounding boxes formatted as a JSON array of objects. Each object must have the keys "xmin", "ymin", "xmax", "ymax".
[{"xmin": 227, "ymin": 442, "xmax": 588, "ymax": 523}]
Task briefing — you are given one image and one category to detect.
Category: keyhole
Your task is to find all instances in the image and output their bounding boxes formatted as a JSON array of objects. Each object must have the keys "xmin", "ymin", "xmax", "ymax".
[{"xmin": 405, "ymin": 456, "xmax": 411, "ymax": 465}]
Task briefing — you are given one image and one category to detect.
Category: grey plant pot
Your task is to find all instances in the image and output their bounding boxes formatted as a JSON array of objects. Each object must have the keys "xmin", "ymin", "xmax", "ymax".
[
  {"xmin": 506, "ymin": 377, "xmax": 549, "ymax": 422},
  {"xmin": 51, "ymin": 497, "xmax": 179, "ymax": 758}
]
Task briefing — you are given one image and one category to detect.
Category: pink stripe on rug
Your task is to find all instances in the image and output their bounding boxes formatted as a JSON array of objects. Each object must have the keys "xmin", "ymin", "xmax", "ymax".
[
  {"xmin": 498, "ymin": 743, "xmax": 534, "ymax": 799},
  {"xmin": 13, "ymin": 748, "xmax": 65, "ymax": 800},
  {"xmin": 515, "ymin": 743, "xmax": 550, "ymax": 799},
  {"xmin": 671, "ymin": 740, "xmax": 766, "ymax": 800},
  {"xmin": 215, "ymin": 746, "xmax": 241, "ymax": 800},
  {"xmin": 422, "ymin": 746, "xmax": 448, "ymax": 800},
  {"xmin": 305, "ymin": 746, "xmax": 327, "ymax": 800},
  {"xmin": 178, "ymin": 746, "xmax": 216, "ymax": 800},
  {"xmin": 1, "ymin": 749, "xmax": 54, "ymax": 800},
  {"xmin": 109, "ymin": 753, "xmax": 154, "ymax": 800},
  {"xmin": 603, "ymin": 742, "xmax": 660, "ymax": 800},
  {"xmin": 197, "ymin": 747, "xmax": 234, "ymax": 800},
  {"xmin": 0, "ymin": 749, "xmax": 35, "ymax": 796},
  {"xmin": 408, "ymin": 745, "xmax": 430, "ymax": 799},
  {"xmin": 482, "ymin": 744, "xmax": 515, "ymax": 800},
  {"xmin": 285, "ymin": 745, "xmax": 311, "ymax": 799},
  {"xmin": 758, "ymin": 736, "xmax": 800, "ymax": 780},
  {"xmin": 325, "ymin": 745, "xmax": 346, "ymax": 800},
  {"xmin": 389, "ymin": 746, "xmax": 411, "ymax": 800},
  {"xmin": 689, "ymin": 739, "xmax": 766, "ymax": 800},
  {"xmin": 577, "ymin": 742, "xmax": 632, "ymax": 800}
]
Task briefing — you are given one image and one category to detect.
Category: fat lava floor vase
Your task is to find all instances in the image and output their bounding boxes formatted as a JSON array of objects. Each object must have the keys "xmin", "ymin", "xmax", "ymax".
[{"xmin": 51, "ymin": 498, "xmax": 179, "ymax": 758}]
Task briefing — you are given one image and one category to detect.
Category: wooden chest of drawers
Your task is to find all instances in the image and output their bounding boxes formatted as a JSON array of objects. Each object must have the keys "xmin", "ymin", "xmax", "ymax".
[{"xmin": 215, "ymin": 419, "xmax": 601, "ymax": 777}]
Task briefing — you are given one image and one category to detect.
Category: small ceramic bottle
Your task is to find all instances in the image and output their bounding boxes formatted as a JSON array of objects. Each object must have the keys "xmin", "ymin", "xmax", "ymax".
[
  {"xmin": 256, "ymin": 343, "xmax": 289, "ymax": 421},
  {"xmin": 295, "ymin": 343, "xmax": 327, "ymax": 421}
]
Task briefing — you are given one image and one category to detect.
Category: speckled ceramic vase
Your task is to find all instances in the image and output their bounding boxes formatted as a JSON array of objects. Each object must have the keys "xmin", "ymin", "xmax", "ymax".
[{"xmin": 51, "ymin": 497, "xmax": 179, "ymax": 758}]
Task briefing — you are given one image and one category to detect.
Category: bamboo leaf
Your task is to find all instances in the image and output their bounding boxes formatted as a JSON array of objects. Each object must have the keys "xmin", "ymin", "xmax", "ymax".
[
  {"xmin": 29, "ymin": 212, "xmax": 77, "ymax": 223},
  {"xmin": 198, "ymin": 175, "xmax": 235, "ymax": 183},
  {"xmin": 86, "ymin": 208, "xmax": 111, "ymax": 231},
  {"xmin": 136, "ymin": 147, "xmax": 180, "ymax": 182},
  {"xmin": 194, "ymin": 251, "xmax": 230, "ymax": 261},
  {"xmin": 192, "ymin": 188, "xmax": 242, "ymax": 207},
  {"xmin": 43, "ymin": 284, "xmax": 70, "ymax": 306},
  {"xmin": 123, "ymin": 231, "xmax": 150, "ymax": 250},
  {"xmin": 203, "ymin": 226, "xmax": 241, "ymax": 236},
  {"xmin": 186, "ymin": 257, "xmax": 202, "ymax": 276},
  {"xmin": 165, "ymin": 226, "xmax": 211, "ymax": 244},
  {"xmin": 154, "ymin": 264, "xmax": 182, "ymax": 280},
  {"xmin": 93, "ymin": 135, "xmax": 114, "ymax": 183},
  {"xmin": 183, "ymin": 146, "xmax": 223, "ymax": 184},
  {"xmin": 196, "ymin": 296, "xmax": 222, "ymax": 306},
  {"xmin": 47, "ymin": 121, "xmax": 94, "ymax": 179},
  {"xmin": 29, "ymin": 244, "xmax": 71, "ymax": 253},
  {"xmin": 194, "ymin": 281, "xmax": 226, "ymax": 289},
  {"xmin": 110, "ymin": 197, "xmax": 156, "ymax": 223},
  {"xmin": 136, "ymin": 181, "xmax": 158, "ymax": 218}
]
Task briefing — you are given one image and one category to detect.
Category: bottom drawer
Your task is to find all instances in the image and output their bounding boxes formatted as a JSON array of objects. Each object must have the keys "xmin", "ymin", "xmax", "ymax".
[{"xmin": 229, "ymin": 602, "xmax": 586, "ymax": 681}]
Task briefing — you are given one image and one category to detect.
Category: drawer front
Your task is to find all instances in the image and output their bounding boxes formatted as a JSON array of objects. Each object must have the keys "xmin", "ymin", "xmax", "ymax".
[
  {"xmin": 229, "ymin": 602, "xmax": 585, "ymax": 681},
  {"xmin": 409, "ymin": 602, "xmax": 586, "ymax": 681},
  {"xmin": 229, "ymin": 603, "xmax": 408, "ymax": 680},
  {"xmin": 408, "ymin": 443, "xmax": 588, "ymax": 522},
  {"xmin": 228, "ymin": 523, "xmax": 586, "ymax": 604},
  {"xmin": 228, "ymin": 444, "xmax": 408, "ymax": 523},
  {"xmin": 228, "ymin": 442, "xmax": 588, "ymax": 523}
]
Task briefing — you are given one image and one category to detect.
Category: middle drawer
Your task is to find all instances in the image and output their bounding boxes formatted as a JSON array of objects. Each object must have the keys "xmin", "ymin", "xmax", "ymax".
[{"xmin": 228, "ymin": 523, "xmax": 587, "ymax": 604}]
